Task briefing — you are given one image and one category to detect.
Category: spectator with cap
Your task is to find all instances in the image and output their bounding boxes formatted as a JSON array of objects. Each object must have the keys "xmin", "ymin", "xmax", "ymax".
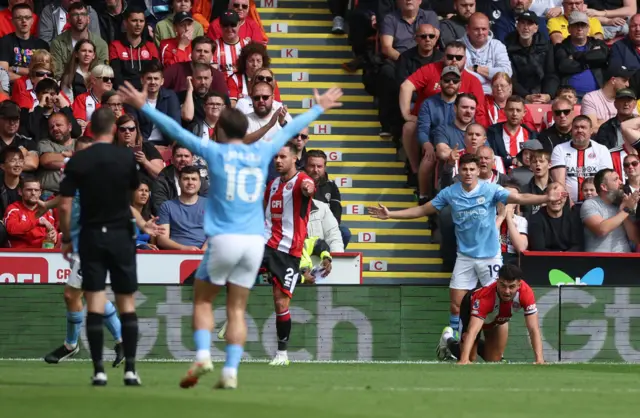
[
  {"xmin": 213, "ymin": 9, "xmax": 249, "ymax": 79},
  {"xmin": 492, "ymin": 0, "xmax": 550, "ymax": 43},
  {"xmin": 581, "ymin": 66, "xmax": 635, "ymax": 131},
  {"xmin": 594, "ymin": 88, "xmax": 638, "ymax": 150},
  {"xmin": 554, "ymin": 11, "xmax": 609, "ymax": 99},
  {"xmin": 154, "ymin": 0, "xmax": 205, "ymax": 46},
  {"xmin": 548, "ymin": 0, "xmax": 604, "ymax": 44},
  {"xmin": 207, "ymin": 0, "xmax": 267, "ymax": 44},
  {"xmin": 609, "ymin": 14, "xmax": 640, "ymax": 70},
  {"xmin": 510, "ymin": 139, "xmax": 544, "ymax": 187},
  {"xmin": 0, "ymin": 101, "xmax": 38, "ymax": 172},
  {"xmin": 504, "ymin": 10, "xmax": 558, "ymax": 104},
  {"xmin": 159, "ymin": 11, "xmax": 196, "ymax": 67}
]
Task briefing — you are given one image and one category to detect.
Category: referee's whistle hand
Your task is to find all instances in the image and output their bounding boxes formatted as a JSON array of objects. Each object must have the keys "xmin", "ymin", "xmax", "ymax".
[{"xmin": 118, "ymin": 81, "xmax": 148, "ymax": 110}]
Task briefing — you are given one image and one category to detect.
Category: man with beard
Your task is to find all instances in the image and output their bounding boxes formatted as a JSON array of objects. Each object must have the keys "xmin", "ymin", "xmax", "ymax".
[
  {"xmin": 164, "ymin": 37, "xmax": 227, "ymax": 95},
  {"xmin": 246, "ymin": 82, "xmax": 291, "ymax": 142},
  {"xmin": 551, "ymin": 115, "xmax": 613, "ymax": 205},
  {"xmin": 439, "ymin": 0, "xmax": 475, "ymax": 47},
  {"xmin": 37, "ymin": 112, "xmax": 74, "ymax": 198},
  {"xmin": 180, "ymin": 64, "xmax": 224, "ymax": 124},
  {"xmin": 581, "ymin": 168, "xmax": 640, "ymax": 252},
  {"xmin": 434, "ymin": 93, "xmax": 478, "ymax": 163}
]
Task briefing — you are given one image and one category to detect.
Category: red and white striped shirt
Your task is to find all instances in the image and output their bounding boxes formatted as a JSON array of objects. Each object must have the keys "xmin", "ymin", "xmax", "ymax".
[
  {"xmin": 264, "ymin": 172, "xmax": 314, "ymax": 258},
  {"xmin": 227, "ymin": 73, "xmax": 249, "ymax": 100},
  {"xmin": 611, "ymin": 146, "xmax": 629, "ymax": 183},
  {"xmin": 71, "ymin": 90, "xmax": 101, "ymax": 122},
  {"xmin": 502, "ymin": 125, "xmax": 530, "ymax": 160},
  {"xmin": 214, "ymin": 38, "xmax": 248, "ymax": 78}
]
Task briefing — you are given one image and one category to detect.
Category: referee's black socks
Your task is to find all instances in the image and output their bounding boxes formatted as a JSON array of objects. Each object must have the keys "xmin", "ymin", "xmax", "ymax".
[
  {"xmin": 86, "ymin": 312, "xmax": 105, "ymax": 374},
  {"xmin": 120, "ymin": 312, "xmax": 139, "ymax": 372}
]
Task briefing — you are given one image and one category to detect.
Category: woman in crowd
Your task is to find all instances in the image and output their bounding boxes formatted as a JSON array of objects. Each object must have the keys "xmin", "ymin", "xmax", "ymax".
[
  {"xmin": 485, "ymin": 72, "xmax": 536, "ymax": 131},
  {"xmin": 71, "ymin": 64, "xmax": 115, "ymax": 132},
  {"xmin": 83, "ymin": 90, "xmax": 125, "ymax": 138},
  {"xmin": 60, "ymin": 39, "xmax": 98, "ymax": 102},
  {"xmin": 132, "ymin": 177, "xmax": 159, "ymax": 250},
  {"xmin": 235, "ymin": 67, "xmax": 283, "ymax": 115},
  {"xmin": 11, "ymin": 50, "xmax": 57, "ymax": 111},
  {"xmin": 227, "ymin": 43, "xmax": 280, "ymax": 106},
  {"xmin": 188, "ymin": 91, "xmax": 226, "ymax": 169},
  {"xmin": 115, "ymin": 114, "xmax": 165, "ymax": 182}
]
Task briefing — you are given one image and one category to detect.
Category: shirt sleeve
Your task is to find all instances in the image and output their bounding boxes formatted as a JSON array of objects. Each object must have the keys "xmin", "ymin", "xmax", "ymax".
[
  {"xmin": 144, "ymin": 141, "xmax": 163, "ymax": 161},
  {"xmin": 550, "ymin": 145, "xmax": 565, "ymax": 168},
  {"xmin": 0, "ymin": 37, "xmax": 10, "ymax": 63},
  {"xmin": 547, "ymin": 17, "xmax": 563, "ymax": 34},
  {"xmin": 516, "ymin": 215, "xmax": 528, "ymax": 235},
  {"xmin": 157, "ymin": 201, "xmax": 171, "ymax": 225},
  {"xmin": 580, "ymin": 93, "xmax": 596, "ymax": 117},
  {"xmin": 520, "ymin": 284, "xmax": 538, "ymax": 315},
  {"xmin": 23, "ymin": 138, "xmax": 38, "ymax": 152},
  {"xmin": 493, "ymin": 184, "xmax": 511, "ymax": 205},
  {"xmin": 430, "ymin": 186, "xmax": 451, "ymax": 211},
  {"xmin": 432, "ymin": 125, "xmax": 448, "ymax": 146},
  {"xmin": 379, "ymin": 14, "xmax": 396, "ymax": 36},
  {"xmin": 59, "ymin": 156, "xmax": 79, "ymax": 197},
  {"xmin": 470, "ymin": 292, "xmax": 493, "ymax": 319},
  {"xmin": 589, "ymin": 17, "xmax": 604, "ymax": 36},
  {"xmin": 580, "ymin": 198, "xmax": 600, "ymax": 221},
  {"xmin": 37, "ymin": 139, "xmax": 56, "ymax": 155},
  {"xmin": 598, "ymin": 147, "xmax": 613, "ymax": 170}
]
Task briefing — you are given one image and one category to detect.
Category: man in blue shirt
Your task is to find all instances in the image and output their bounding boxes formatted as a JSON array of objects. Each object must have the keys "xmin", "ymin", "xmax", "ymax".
[
  {"xmin": 368, "ymin": 152, "xmax": 564, "ymax": 346},
  {"xmin": 416, "ymin": 65, "xmax": 460, "ymax": 202},
  {"xmin": 118, "ymin": 82, "xmax": 343, "ymax": 389}
]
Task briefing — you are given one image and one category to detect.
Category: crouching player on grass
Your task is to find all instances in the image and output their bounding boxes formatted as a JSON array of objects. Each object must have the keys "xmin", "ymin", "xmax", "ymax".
[{"xmin": 437, "ymin": 264, "xmax": 545, "ymax": 364}]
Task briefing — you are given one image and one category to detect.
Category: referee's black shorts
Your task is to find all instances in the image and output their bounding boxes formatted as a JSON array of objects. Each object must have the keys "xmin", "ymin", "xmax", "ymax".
[{"xmin": 79, "ymin": 226, "xmax": 137, "ymax": 294}]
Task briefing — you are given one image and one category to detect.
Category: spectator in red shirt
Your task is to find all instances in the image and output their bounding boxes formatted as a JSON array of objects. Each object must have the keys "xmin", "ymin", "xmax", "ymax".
[
  {"xmin": 108, "ymin": 7, "xmax": 159, "ymax": 90},
  {"xmin": 3, "ymin": 176, "xmax": 57, "ymax": 248},
  {"xmin": 72, "ymin": 64, "xmax": 114, "ymax": 132},
  {"xmin": 207, "ymin": 0, "xmax": 266, "ymax": 44},
  {"xmin": 0, "ymin": 0, "xmax": 39, "ymax": 38},
  {"xmin": 485, "ymin": 72, "xmax": 537, "ymax": 130},
  {"xmin": 159, "ymin": 11, "xmax": 195, "ymax": 67},
  {"xmin": 11, "ymin": 50, "xmax": 59, "ymax": 111}
]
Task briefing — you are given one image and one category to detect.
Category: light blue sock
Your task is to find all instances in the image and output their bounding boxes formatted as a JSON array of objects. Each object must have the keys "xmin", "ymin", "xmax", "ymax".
[
  {"xmin": 65, "ymin": 311, "xmax": 83, "ymax": 346},
  {"xmin": 194, "ymin": 329, "xmax": 211, "ymax": 351},
  {"xmin": 224, "ymin": 344, "xmax": 244, "ymax": 370},
  {"xmin": 103, "ymin": 300, "xmax": 122, "ymax": 342},
  {"xmin": 449, "ymin": 314, "xmax": 460, "ymax": 334}
]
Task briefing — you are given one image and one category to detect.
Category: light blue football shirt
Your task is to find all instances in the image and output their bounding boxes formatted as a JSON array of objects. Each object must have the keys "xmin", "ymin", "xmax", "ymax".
[
  {"xmin": 431, "ymin": 182, "xmax": 511, "ymax": 258},
  {"xmin": 140, "ymin": 103, "xmax": 325, "ymax": 238}
]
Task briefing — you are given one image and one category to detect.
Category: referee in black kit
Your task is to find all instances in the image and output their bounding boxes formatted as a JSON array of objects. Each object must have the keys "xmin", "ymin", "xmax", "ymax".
[{"xmin": 58, "ymin": 107, "xmax": 142, "ymax": 386}]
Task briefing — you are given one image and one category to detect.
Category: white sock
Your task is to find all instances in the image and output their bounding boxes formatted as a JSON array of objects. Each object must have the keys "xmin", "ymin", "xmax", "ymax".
[
  {"xmin": 196, "ymin": 349, "xmax": 211, "ymax": 362},
  {"xmin": 276, "ymin": 350, "xmax": 288, "ymax": 357},
  {"xmin": 222, "ymin": 367, "xmax": 237, "ymax": 379}
]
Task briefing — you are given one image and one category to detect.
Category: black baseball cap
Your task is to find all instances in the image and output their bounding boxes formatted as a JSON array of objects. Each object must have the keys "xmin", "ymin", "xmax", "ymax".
[
  {"xmin": 173, "ymin": 11, "xmax": 194, "ymax": 25},
  {"xmin": 605, "ymin": 65, "xmax": 635, "ymax": 81},
  {"xmin": 220, "ymin": 9, "xmax": 239, "ymax": 26},
  {"xmin": 517, "ymin": 11, "xmax": 538, "ymax": 23},
  {"xmin": 0, "ymin": 101, "xmax": 20, "ymax": 119}
]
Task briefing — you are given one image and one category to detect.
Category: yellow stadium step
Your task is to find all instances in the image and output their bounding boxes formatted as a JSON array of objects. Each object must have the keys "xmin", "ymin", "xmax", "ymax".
[
  {"xmin": 268, "ymin": 33, "xmax": 348, "ymax": 39},
  {"xmin": 272, "ymin": 58, "xmax": 348, "ymax": 65},
  {"xmin": 328, "ymin": 174, "xmax": 405, "ymax": 182},
  {"xmin": 258, "ymin": 8, "xmax": 330, "ymax": 14},
  {"xmin": 268, "ymin": 44, "xmax": 351, "ymax": 51},
  {"xmin": 320, "ymin": 148, "xmax": 395, "ymax": 154},
  {"xmin": 279, "ymin": 82, "xmax": 363, "ymax": 89},
  {"xmin": 349, "ymin": 243, "xmax": 439, "ymax": 251},
  {"xmin": 328, "ymin": 162, "xmax": 404, "ymax": 168},
  {"xmin": 363, "ymin": 257, "xmax": 442, "ymax": 265},
  {"xmin": 262, "ymin": 19, "xmax": 332, "ymax": 27},
  {"xmin": 341, "ymin": 215, "xmax": 428, "ymax": 223},
  {"xmin": 272, "ymin": 68, "xmax": 362, "ymax": 75},
  {"xmin": 281, "ymin": 94, "xmax": 373, "ymax": 103},
  {"xmin": 290, "ymin": 108, "xmax": 376, "ymax": 117},
  {"xmin": 341, "ymin": 188, "xmax": 414, "ymax": 195},
  {"xmin": 344, "ymin": 202, "xmax": 415, "ymax": 209},
  {"xmin": 305, "ymin": 134, "xmax": 382, "ymax": 141},
  {"xmin": 364, "ymin": 272, "xmax": 452, "ymax": 279}
]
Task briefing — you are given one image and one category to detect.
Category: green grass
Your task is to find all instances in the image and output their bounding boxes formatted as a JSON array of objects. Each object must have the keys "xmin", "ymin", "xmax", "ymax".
[{"xmin": 2, "ymin": 361, "xmax": 640, "ymax": 418}]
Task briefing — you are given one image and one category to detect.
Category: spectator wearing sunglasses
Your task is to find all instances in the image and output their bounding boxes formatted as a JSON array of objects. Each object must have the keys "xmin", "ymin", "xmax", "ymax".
[
  {"xmin": 71, "ymin": 64, "xmax": 115, "ymax": 133},
  {"xmin": 234, "ymin": 67, "xmax": 282, "ymax": 115},
  {"xmin": 245, "ymin": 81, "xmax": 291, "ymax": 143},
  {"xmin": 154, "ymin": 0, "xmax": 205, "ymax": 46},
  {"xmin": 11, "ymin": 61, "xmax": 56, "ymax": 111},
  {"xmin": 622, "ymin": 154, "xmax": 640, "ymax": 196},
  {"xmin": 114, "ymin": 114, "xmax": 165, "ymax": 183},
  {"xmin": 207, "ymin": 0, "xmax": 267, "ymax": 44},
  {"xmin": 0, "ymin": 4, "xmax": 48, "ymax": 83},
  {"xmin": 49, "ymin": 2, "xmax": 108, "ymax": 81},
  {"xmin": 538, "ymin": 99, "xmax": 575, "ymax": 152}
]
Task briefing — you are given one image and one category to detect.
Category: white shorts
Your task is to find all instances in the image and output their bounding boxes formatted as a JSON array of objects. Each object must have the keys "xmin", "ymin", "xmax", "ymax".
[
  {"xmin": 196, "ymin": 234, "xmax": 265, "ymax": 289},
  {"xmin": 66, "ymin": 253, "xmax": 83, "ymax": 289},
  {"xmin": 450, "ymin": 253, "xmax": 503, "ymax": 290}
]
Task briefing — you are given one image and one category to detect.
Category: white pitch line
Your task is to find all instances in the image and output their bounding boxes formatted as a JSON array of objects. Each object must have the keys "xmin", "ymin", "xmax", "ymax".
[{"xmin": 272, "ymin": 386, "xmax": 640, "ymax": 394}]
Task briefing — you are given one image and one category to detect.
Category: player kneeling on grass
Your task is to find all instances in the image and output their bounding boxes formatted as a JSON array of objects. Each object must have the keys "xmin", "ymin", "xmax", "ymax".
[{"xmin": 437, "ymin": 264, "xmax": 545, "ymax": 364}]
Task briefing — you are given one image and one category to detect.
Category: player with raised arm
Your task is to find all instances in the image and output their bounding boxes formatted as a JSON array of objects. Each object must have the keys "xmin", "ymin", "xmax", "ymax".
[
  {"xmin": 42, "ymin": 138, "xmax": 162, "ymax": 366},
  {"xmin": 368, "ymin": 153, "xmax": 564, "ymax": 358},
  {"xmin": 443, "ymin": 264, "xmax": 544, "ymax": 364},
  {"xmin": 118, "ymin": 81, "xmax": 343, "ymax": 389}
]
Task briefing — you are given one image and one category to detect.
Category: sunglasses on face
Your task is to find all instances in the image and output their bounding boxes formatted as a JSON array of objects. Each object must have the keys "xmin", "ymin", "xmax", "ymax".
[
  {"xmin": 256, "ymin": 75, "xmax": 273, "ymax": 83},
  {"xmin": 102, "ymin": 77, "xmax": 115, "ymax": 83},
  {"xmin": 35, "ymin": 71, "xmax": 52, "ymax": 78},
  {"xmin": 554, "ymin": 109, "xmax": 571, "ymax": 116},
  {"xmin": 294, "ymin": 134, "xmax": 309, "ymax": 140},
  {"xmin": 252, "ymin": 95, "xmax": 271, "ymax": 101},
  {"xmin": 118, "ymin": 126, "xmax": 136, "ymax": 133},
  {"xmin": 233, "ymin": 3, "xmax": 249, "ymax": 9},
  {"xmin": 446, "ymin": 54, "xmax": 464, "ymax": 61},
  {"xmin": 441, "ymin": 78, "xmax": 460, "ymax": 84},
  {"xmin": 624, "ymin": 160, "xmax": 640, "ymax": 168},
  {"xmin": 417, "ymin": 33, "xmax": 436, "ymax": 40}
]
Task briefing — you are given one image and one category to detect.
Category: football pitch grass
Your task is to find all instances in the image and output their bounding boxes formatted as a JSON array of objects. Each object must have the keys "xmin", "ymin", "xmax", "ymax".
[{"xmin": 2, "ymin": 361, "xmax": 639, "ymax": 418}]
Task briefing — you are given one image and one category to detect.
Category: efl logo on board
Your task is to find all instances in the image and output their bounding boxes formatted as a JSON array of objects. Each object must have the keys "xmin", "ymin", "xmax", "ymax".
[
  {"xmin": 179, "ymin": 260, "xmax": 201, "ymax": 284},
  {"xmin": 0, "ymin": 257, "xmax": 48, "ymax": 283}
]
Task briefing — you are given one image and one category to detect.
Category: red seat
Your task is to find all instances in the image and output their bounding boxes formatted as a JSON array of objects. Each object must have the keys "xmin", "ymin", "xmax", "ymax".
[
  {"xmin": 526, "ymin": 104, "xmax": 552, "ymax": 131},
  {"xmin": 159, "ymin": 148, "xmax": 172, "ymax": 166}
]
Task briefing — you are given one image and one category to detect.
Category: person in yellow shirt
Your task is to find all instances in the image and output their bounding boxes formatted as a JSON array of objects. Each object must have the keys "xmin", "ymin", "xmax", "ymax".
[{"xmin": 548, "ymin": 0, "xmax": 604, "ymax": 44}]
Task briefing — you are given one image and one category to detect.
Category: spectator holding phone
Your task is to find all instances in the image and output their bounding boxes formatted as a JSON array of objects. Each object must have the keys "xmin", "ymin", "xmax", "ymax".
[{"xmin": 114, "ymin": 114, "xmax": 164, "ymax": 183}]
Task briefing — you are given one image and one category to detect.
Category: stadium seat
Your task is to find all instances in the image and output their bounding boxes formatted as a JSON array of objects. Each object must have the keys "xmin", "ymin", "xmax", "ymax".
[
  {"xmin": 159, "ymin": 148, "xmax": 172, "ymax": 166},
  {"xmin": 526, "ymin": 104, "xmax": 552, "ymax": 131}
]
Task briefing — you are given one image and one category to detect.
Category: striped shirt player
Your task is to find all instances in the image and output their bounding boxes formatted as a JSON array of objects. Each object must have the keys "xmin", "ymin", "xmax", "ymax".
[
  {"xmin": 551, "ymin": 140, "xmax": 613, "ymax": 203},
  {"xmin": 72, "ymin": 90, "xmax": 101, "ymax": 123},
  {"xmin": 214, "ymin": 38, "xmax": 248, "ymax": 78},
  {"xmin": 263, "ymin": 171, "xmax": 314, "ymax": 296}
]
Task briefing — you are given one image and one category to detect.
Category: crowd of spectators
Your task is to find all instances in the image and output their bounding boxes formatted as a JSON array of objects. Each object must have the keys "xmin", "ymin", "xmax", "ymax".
[
  {"xmin": 340, "ymin": 0, "xmax": 640, "ymax": 263},
  {"xmin": 0, "ymin": 0, "xmax": 352, "ymax": 252}
]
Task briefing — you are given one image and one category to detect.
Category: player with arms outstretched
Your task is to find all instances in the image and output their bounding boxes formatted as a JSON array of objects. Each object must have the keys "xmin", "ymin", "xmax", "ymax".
[
  {"xmin": 438, "ymin": 264, "xmax": 544, "ymax": 364},
  {"xmin": 262, "ymin": 141, "xmax": 316, "ymax": 366},
  {"xmin": 368, "ymin": 153, "xmax": 565, "ymax": 353},
  {"xmin": 118, "ymin": 81, "xmax": 343, "ymax": 389},
  {"xmin": 42, "ymin": 138, "xmax": 161, "ymax": 366}
]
